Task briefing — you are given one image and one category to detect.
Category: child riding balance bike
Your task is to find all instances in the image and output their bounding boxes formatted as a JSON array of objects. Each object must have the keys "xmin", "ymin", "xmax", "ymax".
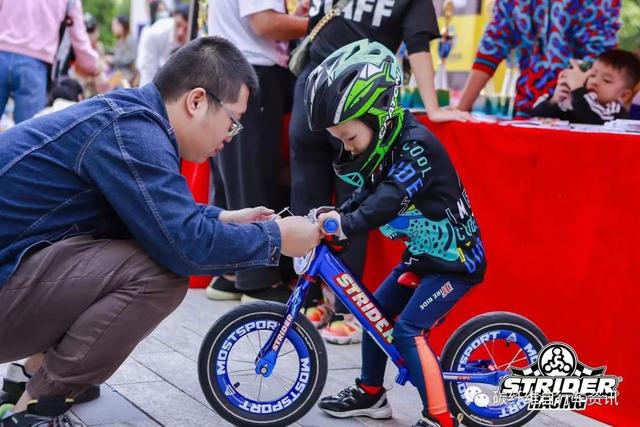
[{"xmin": 197, "ymin": 39, "xmax": 547, "ymax": 427}]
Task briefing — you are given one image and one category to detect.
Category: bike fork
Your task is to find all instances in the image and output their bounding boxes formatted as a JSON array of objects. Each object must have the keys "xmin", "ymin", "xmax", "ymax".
[{"xmin": 254, "ymin": 275, "xmax": 315, "ymax": 377}]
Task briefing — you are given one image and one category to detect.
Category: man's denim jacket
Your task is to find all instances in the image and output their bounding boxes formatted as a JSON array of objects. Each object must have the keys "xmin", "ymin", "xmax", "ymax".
[{"xmin": 0, "ymin": 84, "xmax": 281, "ymax": 288}]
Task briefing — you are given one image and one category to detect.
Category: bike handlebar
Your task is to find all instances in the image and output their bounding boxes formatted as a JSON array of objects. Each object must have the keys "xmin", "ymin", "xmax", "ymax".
[{"xmin": 322, "ymin": 218, "xmax": 339, "ymax": 234}]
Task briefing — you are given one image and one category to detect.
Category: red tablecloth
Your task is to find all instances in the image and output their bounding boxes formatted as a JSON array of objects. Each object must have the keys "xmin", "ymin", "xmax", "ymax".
[{"xmin": 182, "ymin": 117, "xmax": 639, "ymax": 426}]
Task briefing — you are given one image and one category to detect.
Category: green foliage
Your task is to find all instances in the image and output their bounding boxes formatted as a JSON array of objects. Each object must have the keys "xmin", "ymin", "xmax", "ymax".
[
  {"xmin": 83, "ymin": 0, "xmax": 131, "ymax": 50},
  {"xmin": 619, "ymin": 0, "xmax": 640, "ymax": 52}
]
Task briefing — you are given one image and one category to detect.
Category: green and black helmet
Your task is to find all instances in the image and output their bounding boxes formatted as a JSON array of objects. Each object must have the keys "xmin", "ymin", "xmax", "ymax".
[{"xmin": 304, "ymin": 39, "xmax": 404, "ymax": 187}]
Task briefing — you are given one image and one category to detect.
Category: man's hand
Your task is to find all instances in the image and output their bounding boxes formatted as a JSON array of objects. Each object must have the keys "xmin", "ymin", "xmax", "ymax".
[
  {"xmin": 317, "ymin": 211, "xmax": 342, "ymax": 236},
  {"xmin": 563, "ymin": 59, "xmax": 589, "ymax": 91},
  {"xmin": 276, "ymin": 216, "xmax": 322, "ymax": 257},
  {"xmin": 219, "ymin": 207, "xmax": 276, "ymax": 224}
]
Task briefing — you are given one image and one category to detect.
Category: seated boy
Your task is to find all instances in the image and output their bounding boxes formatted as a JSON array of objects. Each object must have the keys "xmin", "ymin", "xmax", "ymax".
[
  {"xmin": 531, "ymin": 49, "xmax": 640, "ymax": 124},
  {"xmin": 305, "ymin": 39, "xmax": 486, "ymax": 427}
]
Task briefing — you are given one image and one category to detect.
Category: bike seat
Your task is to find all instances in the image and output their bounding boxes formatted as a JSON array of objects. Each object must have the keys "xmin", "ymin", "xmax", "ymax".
[{"xmin": 397, "ymin": 272, "xmax": 421, "ymax": 288}]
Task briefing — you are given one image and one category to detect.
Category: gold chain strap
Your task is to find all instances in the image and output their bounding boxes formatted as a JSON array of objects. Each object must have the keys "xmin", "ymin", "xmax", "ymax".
[{"xmin": 309, "ymin": 5, "xmax": 344, "ymax": 42}]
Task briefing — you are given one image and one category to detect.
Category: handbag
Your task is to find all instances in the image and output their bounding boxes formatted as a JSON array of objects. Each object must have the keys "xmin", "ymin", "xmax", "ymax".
[
  {"xmin": 51, "ymin": 0, "xmax": 76, "ymax": 83},
  {"xmin": 288, "ymin": 0, "xmax": 352, "ymax": 76}
]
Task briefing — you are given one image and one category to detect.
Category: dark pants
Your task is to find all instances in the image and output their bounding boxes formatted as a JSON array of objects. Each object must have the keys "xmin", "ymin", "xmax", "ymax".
[
  {"xmin": 212, "ymin": 65, "xmax": 293, "ymax": 291},
  {"xmin": 360, "ymin": 265, "xmax": 475, "ymax": 417},
  {"xmin": 289, "ymin": 63, "xmax": 367, "ymax": 310},
  {"xmin": 0, "ymin": 235, "xmax": 188, "ymax": 398}
]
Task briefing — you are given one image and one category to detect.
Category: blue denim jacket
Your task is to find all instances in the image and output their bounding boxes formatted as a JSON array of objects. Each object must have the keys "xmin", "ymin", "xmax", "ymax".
[{"xmin": 0, "ymin": 84, "xmax": 282, "ymax": 288}]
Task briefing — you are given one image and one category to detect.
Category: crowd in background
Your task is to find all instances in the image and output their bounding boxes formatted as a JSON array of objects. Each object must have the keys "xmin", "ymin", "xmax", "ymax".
[{"xmin": 0, "ymin": 0, "xmax": 190, "ymax": 130}]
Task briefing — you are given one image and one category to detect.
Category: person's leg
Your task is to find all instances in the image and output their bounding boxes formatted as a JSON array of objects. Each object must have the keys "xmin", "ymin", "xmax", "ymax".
[
  {"xmin": 209, "ymin": 157, "xmax": 227, "ymax": 210},
  {"xmin": 206, "ymin": 157, "xmax": 241, "ymax": 300},
  {"xmin": 0, "ymin": 235, "xmax": 188, "ymax": 408},
  {"xmin": 289, "ymin": 64, "xmax": 335, "ymax": 217},
  {"xmin": 290, "ymin": 65, "xmax": 347, "ymax": 320},
  {"xmin": 217, "ymin": 66, "xmax": 284, "ymax": 295},
  {"xmin": 359, "ymin": 266, "xmax": 414, "ymax": 387},
  {"xmin": 393, "ymin": 275, "xmax": 475, "ymax": 426},
  {"xmin": 11, "ymin": 54, "xmax": 48, "ymax": 123},
  {"xmin": 317, "ymin": 267, "xmax": 411, "ymax": 419},
  {"xmin": 0, "ymin": 52, "xmax": 13, "ymax": 118},
  {"xmin": 319, "ymin": 169, "xmax": 370, "ymax": 342}
]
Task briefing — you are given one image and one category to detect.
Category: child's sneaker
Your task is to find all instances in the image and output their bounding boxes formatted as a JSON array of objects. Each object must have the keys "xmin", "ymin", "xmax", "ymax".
[
  {"xmin": 318, "ymin": 378, "xmax": 391, "ymax": 419},
  {"xmin": 320, "ymin": 314, "xmax": 362, "ymax": 345},
  {"xmin": 205, "ymin": 275, "xmax": 241, "ymax": 301},
  {"xmin": 302, "ymin": 303, "xmax": 332, "ymax": 328},
  {"xmin": 412, "ymin": 411, "xmax": 458, "ymax": 427}
]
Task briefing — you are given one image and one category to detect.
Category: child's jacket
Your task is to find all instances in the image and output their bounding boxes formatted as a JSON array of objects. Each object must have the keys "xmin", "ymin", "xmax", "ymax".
[{"xmin": 339, "ymin": 111, "xmax": 487, "ymax": 283}]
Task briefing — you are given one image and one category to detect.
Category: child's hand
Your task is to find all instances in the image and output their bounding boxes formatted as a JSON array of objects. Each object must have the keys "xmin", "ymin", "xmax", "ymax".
[
  {"xmin": 552, "ymin": 72, "xmax": 571, "ymax": 104},
  {"xmin": 317, "ymin": 211, "xmax": 342, "ymax": 236},
  {"xmin": 563, "ymin": 59, "xmax": 589, "ymax": 91}
]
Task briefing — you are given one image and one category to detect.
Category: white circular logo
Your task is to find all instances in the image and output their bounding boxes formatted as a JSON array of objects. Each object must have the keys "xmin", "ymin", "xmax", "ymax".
[
  {"xmin": 464, "ymin": 386, "xmax": 489, "ymax": 407},
  {"xmin": 539, "ymin": 343, "xmax": 577, "ymax": 377}
]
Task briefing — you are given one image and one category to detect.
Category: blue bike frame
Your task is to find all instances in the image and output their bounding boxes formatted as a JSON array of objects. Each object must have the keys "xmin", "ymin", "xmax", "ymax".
[{"xmin": 255, "ymin": 244, "xmax": 507, "ymax": 387}]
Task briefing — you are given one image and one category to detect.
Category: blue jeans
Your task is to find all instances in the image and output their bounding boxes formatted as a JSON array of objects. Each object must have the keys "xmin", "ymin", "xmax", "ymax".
[
  {"xmin": 360, "ymin": 265, "xmax": 475, "ymax": 416},
  {"xmin": 0, "ymin": 51, "xmax": 48, "ymax": 123}
]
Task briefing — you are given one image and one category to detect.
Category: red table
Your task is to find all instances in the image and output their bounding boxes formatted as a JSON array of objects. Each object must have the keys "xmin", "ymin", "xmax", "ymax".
[{"xmin": 182, "ymin": 116, "xmax": 639, "ymax": 426}]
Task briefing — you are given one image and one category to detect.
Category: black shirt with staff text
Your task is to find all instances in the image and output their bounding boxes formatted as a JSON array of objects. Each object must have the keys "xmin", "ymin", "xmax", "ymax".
[{"xmin": 307, "ymin": 0, "xmax": 440, "ymax": 64}]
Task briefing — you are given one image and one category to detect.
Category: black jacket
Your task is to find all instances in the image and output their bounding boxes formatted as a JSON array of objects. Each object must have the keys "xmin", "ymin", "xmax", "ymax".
[
  {"xmin": 531, "ymin": 88, "xmax": 628, "ymax": 125},
  {"xmin": 338, "ymin": 111, "xmax": 486, "ymax": 283}
]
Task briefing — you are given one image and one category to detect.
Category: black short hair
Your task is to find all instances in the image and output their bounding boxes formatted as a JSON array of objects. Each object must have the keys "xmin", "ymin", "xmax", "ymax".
[
  {"xmin": 48, "ymin": 77, "xmax": 83, "ymax": 105},
  {"xmin": 153, "ymin": 36, "xmax": 259, "ymax": 105},
  {"xmin": 173, "ymin": 4, "xmax": 190, "ymax": 22},
  {"xmin": 597, "ymin": 49, "xmax": 640, "ymax": 89},
  {"xmin": 116, "ymin": 15, "xmax": 130, "ymax": 36}
]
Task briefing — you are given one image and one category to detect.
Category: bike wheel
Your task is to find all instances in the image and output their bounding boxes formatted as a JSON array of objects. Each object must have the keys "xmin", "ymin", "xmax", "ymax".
[
  {"xmin": 441, "ymin": 312, "xmax": 548, "ymax": 427},
  {"xmin": 198, "ymin": 301, "xmax": 328, "ymax": 427}
]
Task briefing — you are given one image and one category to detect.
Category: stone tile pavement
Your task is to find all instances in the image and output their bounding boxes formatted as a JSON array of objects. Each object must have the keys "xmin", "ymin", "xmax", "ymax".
[{"xmin": 1, "ymin": 290, "xmax": 610, "ymax": 427}]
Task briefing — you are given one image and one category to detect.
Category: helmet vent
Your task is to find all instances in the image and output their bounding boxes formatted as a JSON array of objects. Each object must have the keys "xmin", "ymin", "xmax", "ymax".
[
  {"xmin": 380, "ymin": 93, "xmax": 391, "ymax": 107},
  {"xmin": 339, "ymin": 70, "xmax": 359, "ymax": 93},
  {"xmin": 347, "ymin": 44, "xmax": 361, "ymax": 59}
]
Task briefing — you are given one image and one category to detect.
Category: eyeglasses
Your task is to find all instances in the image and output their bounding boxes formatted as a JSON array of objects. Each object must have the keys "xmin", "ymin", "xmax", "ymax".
[{"xmin": 204, "ymin": 90, "xmax": 243, "ymax": 139}]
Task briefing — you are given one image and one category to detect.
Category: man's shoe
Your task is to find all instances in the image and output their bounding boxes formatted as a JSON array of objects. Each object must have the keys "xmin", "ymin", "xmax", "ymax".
[
  {"xmin": 205, "ymin": 276, "xmax": 241, "ymax": 301},
  {"xmin": 320, "ymin": 314, "xmax": 362, "ymax": 345},
  {"xmin": 1, "ymin": 365, "xmax": 100, "ymax": 405},
  {"xmin": 240, "ymin": 283, "xmax": 290, "ymax": 304},
  {"xmin": 0, "ymin": 396, "xmax": 79, "ymax": 426},
  {"xmin": 318, "ymin": 378, "xmax": 392, "ymax": 419}
]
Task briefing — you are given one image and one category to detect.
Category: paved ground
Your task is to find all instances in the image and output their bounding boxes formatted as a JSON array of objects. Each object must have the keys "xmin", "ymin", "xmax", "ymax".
[{"xmin": 2, "ymin": 290, "xmax": 609, "ymax": 427}]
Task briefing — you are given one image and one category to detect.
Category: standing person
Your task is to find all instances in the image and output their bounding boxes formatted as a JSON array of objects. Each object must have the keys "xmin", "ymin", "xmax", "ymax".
[
  {"xmin": 457, "ymin": 0, "xmax": 621, "ymax": 118},
  {"xmin": 136, "ymin": 5, "xmax": 189, "ymax": 86},
  {"xmin": 206, "ymin": 0, "xmax": 309, "ymax": 303},
  {"xmin": 0, "ymin": 36, "xmax": 321, "ymax": 427},
  {"xmin": 290, "ymin": 0, "xmax": 469, "ymax": 345},
  {"xmin": 0, "ymin": 0, "xmax": 99, "ymax": 123},
  {"xmin": 109, "ymin": 15, "xmax": 138, "ymax": 84}
]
